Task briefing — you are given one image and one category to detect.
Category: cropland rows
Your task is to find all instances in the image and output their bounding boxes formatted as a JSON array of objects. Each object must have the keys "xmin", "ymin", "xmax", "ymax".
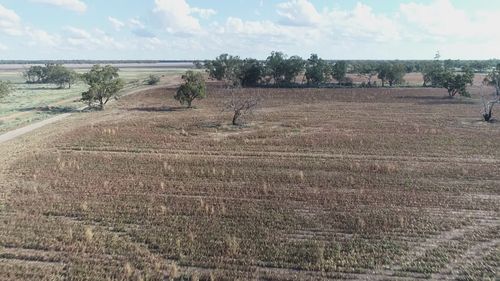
[{"xmin": 0, "ymin": 84, "xmax": 498, "ymax": 280}]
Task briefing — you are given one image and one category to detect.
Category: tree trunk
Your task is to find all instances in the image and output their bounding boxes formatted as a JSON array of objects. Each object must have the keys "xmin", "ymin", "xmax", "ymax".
[{"xmin": 232, "ymin": 111, "xmax": 241, "ymax": 126}]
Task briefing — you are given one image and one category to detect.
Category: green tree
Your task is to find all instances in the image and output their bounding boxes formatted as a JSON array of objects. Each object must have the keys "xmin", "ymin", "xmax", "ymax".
[
  {"xmin": 145, "ymin": 74, "xmax": 161, "ymax": 85},
  {"xmin": 0, "ymin": 81, "xmax": 13, "ymax": 99},
  {"xmin": 354, "ymin": 63, "xmax": 378, "ymax": 87},
  {"xmin": 377, "ymin": 63, "xmax": 391, "ymax": 87},
  {"xmin": 48, "ymin": 65, "xmax": 78, "ymax": 88},
  {"xmin": 422, "ymin": 62, "xmax": 446, "ymax": 87},
  {"xmin": 175, "ymin": 71, "xmax": 206, "ymax": 108},
  {"xmin": 305, "ymin": 54, "xmax": 330, "ymax": 85},
  {"xmin": 283, "ymin": 56, "xmax": 305, "ymax": 84},
  {"xmin": 386, "ymin": 64, "xmax": 406, "ymax": 87},
  {"xmin": 332, "ymin": 61, "xmax": 347, "ymax": 85},
  {"xmin": 265, "ymin": 51, "xmax": 287, "ymax": 84},
  {"xmin": 238, "ymin": 59, "xmax": 263, "ymax": 87},
  {"xmin": 81, "ymin": 65, "xmax": 124, "ymax": 109},
  {"xmin": 205, "ymin": 54, "xmax": 241, "ymax": 82},
  {"xmin": 23, "ymin": 66, "xmax": 46, "ymax": 83},
  {"xmin": 441, "ymin": 68, "xmax": 474, "ymax": 97}
]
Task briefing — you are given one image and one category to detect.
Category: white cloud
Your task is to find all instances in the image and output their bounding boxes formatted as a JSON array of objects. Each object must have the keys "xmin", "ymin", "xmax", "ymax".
[
  {"xmin": 276, "ymin": 0, "xmax": 322, "ymax": 26},
  {"xmin": 108, "ymin": 17, "xmax": 125, "ymax": 31},
  {"xmin": 31, "ymin": 0, "xmax": 87, "ymax": 13},
  {"xmin": 190, "ymin": 7, "xmax": 216, "ymax": 19},
  {"xmin": 274, "ymin": 0, "xmax": 399, "ymax": 42},
  {"xmin": 26, "ymin": 27, "xmax": 61, "ymax": 47},
  {"xmin": 153, "ymin": 0, "xmax": 215, "ymax": 33},
  {"xmin": 400, "ymin": 0, "xmax": 469, "ymax": 39},
  {"xmin": 0, "ymin": 42, "xmax": 8, "ymax": 50},
  {"xmin": 129, "ymin": 18, "xmax": 145, "ymax": 29},
  {"xmin": 0, "ymin": 4, "xmax": 23, "ymax": 36},
  {"xmin": 63, "ymin": 26, "xmax": 124, "ymax": 50},
  {"xmin": 326, "ymin": 3, "xmax": 400, "ymax": 42},
  {"xmin": 400, "ymin": 0, "xmax": 500, "ymax": 43}
]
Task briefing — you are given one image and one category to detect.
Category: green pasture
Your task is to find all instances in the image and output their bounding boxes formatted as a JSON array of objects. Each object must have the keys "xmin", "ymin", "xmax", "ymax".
[{"xmin": 0, "ymin": 67, "xmax": 187, "ymax": 133}]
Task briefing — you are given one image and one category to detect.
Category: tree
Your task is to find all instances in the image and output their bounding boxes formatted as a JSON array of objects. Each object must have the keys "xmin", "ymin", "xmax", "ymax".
[
  {"xmin": 81, "ymin": 65, "xmax": 124, "ymax": 110},
  {"xmin": 377, "ymin": 63, "xmax": 391, "ymax": 87},
  {"xmin": 23, "ymin": 64, "xmax": 77, "ymax": 88},
  {"xmin": 354, "ymin": 63, "xmax": 378, "ymax": 87},
  {"xmin": 386, "ymin": 63, "xmax": 406, "ymax": 87},
  {"xmin": 283, "ymin": 56, "xmax": 305, "ymax": 84},
  {"xmin": 48, "ymin": 65, "xmax": 78, "ymax": 88},
  {"xmin": 265, "ymin": 52, "xmax": 305, "ymax": 85},
  {"xmin": 332, "ymin": 61, "xmax": 347, "ymax": 85},
  {"xmin": 265, "ymin": 51, "xmax": 287, "ymax": 84},
  {"xmin": 441, "ymin": 68, "xmax": 474, "ymax": 97},
  {"xmin": 0, "ymin": 81, "xmax": 13, "ymax": 99},
  {"xmin": 223, "ymin": 88, "xmax": 259, "ymax": 125},
  {"xmin": 238, "ymin": 59, "xmax": 263, "ymax": 87},
  {"xmin": 145, "ymin": 74, "xmax": 161, "ymax": 85},
  {"xmin": 422, "ymin": 62, "xmax": 446, "ymax": 87},
  {"xmin": 305, "ymin": 54, "xmax": 330, "ymax": 85},
  {"xmin": 23, "ymin": 66, "xmax": 46, "ymax": 83},
  {"xmin": 481, "ymin": 65, "xmax": 500, "ymax": 121},
  {"xmin": 205, "ymin": 54, "xmax": 241, "ymax": 82},
  {"xmin": 175, "ymin": 71, "xmax": 206, "ymax": 108}
]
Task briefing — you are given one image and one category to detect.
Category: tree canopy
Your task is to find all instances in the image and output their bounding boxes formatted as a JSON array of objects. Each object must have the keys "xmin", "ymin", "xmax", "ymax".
[
  {"xmin": 23, "ymin": 64, "xmax": 78, "ymax": 88},
  {"xmin": 175, "ymin": 71, "xmax": 207, "ymax": 108},
  {"xmin": 81, "ymin": 65, "xmax": 124, "ymax": 109},
  {"xmin": 305, "ymin": 54, "xmax": 330, "ymax": 85}
]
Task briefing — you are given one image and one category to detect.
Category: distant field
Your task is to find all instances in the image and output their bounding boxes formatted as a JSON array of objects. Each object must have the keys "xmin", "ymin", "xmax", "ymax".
[
  {"xmin": 0, "ymin": 66, "xmax": 188, "ymax": 133},
  {"xmin": 1, "ymin": 84, "xmax": 498, "ymax": 280}
]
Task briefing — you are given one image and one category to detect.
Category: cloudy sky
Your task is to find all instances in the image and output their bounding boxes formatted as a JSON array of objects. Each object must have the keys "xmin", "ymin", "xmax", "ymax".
[{"xmin": 0, "ymin": 0, "xmax": 499, "ymax": 60}]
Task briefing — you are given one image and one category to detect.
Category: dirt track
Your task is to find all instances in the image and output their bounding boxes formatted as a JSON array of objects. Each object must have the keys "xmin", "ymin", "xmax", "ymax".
[{"xmin": 0, "ymin": 82, "xmax": 179, "ymax": 145}]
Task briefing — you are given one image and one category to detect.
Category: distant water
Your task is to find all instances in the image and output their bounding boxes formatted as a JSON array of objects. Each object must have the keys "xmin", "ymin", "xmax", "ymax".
[{"xmin": 0, "ymin": 62, "xmax": 195, "ymax": 71}]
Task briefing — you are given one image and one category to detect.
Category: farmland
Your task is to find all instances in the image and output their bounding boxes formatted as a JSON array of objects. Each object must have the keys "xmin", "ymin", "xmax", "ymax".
[
  {"xmin": 0, "ymin": 82, "xmax": 498, "ymax": 280},
  {"xmin": 0, "ymin": 65, "xmax": 189, "ymax": 133}
]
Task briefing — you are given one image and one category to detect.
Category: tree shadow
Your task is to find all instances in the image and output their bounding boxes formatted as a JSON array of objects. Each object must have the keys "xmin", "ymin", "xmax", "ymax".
[
  {"xmin": 19, "ymin": 106, "xmax": 79, "ymax": 114},
  {"xmin": 23, "ymin": 86, "xmax": 66, "ymax": 90},
  {"xmin": 126, "ymin": 106, "xmax": 186, "ymax": 112}
]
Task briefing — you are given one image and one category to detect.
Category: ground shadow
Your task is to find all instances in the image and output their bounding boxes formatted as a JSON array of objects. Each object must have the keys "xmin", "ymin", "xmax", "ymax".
[{"xmin": 397, "ymin": 95, "xmax": 476, "ymax": 105}]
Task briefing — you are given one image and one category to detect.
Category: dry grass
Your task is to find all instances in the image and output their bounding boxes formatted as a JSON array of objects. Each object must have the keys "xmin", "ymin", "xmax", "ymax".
[{"xmin": 0, "ymin": 83, "xmax": 498, "ymax": 280}]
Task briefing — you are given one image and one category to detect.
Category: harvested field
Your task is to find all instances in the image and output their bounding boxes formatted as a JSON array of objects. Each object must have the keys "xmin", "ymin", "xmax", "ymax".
[{"xmin": 0, "ymin": 84, "xmax": 499, "ymax": 280}]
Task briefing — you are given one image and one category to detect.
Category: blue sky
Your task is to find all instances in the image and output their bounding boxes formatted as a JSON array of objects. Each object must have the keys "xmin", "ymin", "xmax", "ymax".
[{"xmin": 0, "ymin": 0, "xmax": 499, "ymax": 60}]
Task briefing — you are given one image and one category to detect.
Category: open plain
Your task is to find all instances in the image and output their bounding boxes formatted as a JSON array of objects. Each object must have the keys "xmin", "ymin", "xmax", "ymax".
[{"xmin": 0, "ymin": 82, "xmax": 498, "ymax": 280}]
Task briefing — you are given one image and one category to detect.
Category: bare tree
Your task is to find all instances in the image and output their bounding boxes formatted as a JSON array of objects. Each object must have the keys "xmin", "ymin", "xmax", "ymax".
[
  {"xmin": 480, "ymin": 86, "xmax": 499, "ymax": 122},
  {"xmin": 481, "ymin": 67, "xmax": 500, "ymax": 122},
  {"xmin": 223, "ymin": 88, "xmax": 260, "ymax": 126}
]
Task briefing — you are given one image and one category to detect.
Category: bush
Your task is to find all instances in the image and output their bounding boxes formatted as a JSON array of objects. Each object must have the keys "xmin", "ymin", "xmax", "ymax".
[{"xmin": 145, "ymin": 75, "xmax": 161, "ymax": 85}]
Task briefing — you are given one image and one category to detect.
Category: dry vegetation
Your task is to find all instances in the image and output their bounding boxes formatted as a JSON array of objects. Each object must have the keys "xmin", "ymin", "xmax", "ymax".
[{"xmin": 0, "ymin": 83, "xmax": 499, "ymax": 280}]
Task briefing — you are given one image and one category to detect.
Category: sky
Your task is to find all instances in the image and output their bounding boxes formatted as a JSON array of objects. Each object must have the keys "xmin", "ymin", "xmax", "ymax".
[{"xmin": 0, "ymin": 0, "xmax": 499, "ymax": 60}]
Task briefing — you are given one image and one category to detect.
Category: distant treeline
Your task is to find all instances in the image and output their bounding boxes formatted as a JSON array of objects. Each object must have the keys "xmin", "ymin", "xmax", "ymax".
[
  {"xmin": 0, "ymin": 60, "xmax": 195, "ymax": 65},
  {"xmin": 1, "ymin": 59, "xmax": 499, "ymax": 72}
]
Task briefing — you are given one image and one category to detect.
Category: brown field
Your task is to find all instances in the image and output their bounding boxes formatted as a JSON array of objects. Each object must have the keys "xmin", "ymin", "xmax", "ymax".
[{"xmin": 0, "ymin": 84, "xmax": 499, "ymax": 280}]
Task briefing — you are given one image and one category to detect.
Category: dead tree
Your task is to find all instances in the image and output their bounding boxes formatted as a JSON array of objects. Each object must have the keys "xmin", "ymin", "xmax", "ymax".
[
  {"xmin": 223, "ymin": 88, "xmax": 259, "ymax": 126},
  {"xmin": 481, "ymin": 78, "xmax": 500, "ymax": 122}
]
